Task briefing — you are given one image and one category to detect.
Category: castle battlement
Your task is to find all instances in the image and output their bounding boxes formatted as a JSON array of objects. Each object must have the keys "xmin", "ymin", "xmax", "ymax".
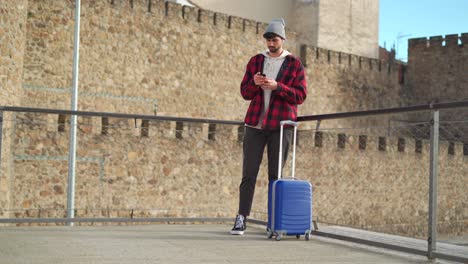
[
  {"xmin": 408, "ymin": 33, "xmax": 468, "ymax": 49},
  {"xmin": 13, "ymin": 113, "xmax": 467, "ymax": 159},
  {"xmin": 301, "ymin": 45, "xmax": 404, "ymax": 76}
]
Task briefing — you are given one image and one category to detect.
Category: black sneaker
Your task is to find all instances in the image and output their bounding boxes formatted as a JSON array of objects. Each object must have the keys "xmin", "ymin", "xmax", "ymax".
[{"xmin": 230, "ymin": 215, "xmax": 246, "ymax": 235}]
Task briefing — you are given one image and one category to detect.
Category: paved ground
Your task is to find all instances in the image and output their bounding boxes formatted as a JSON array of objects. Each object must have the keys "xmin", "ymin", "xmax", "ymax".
[{"xmin": 0, "ymin": 224, "xmax": 460, "ymax": 264}]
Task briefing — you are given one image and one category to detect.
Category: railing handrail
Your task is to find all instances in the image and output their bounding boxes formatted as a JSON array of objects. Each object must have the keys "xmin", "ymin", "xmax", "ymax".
[
  {"xmin": 2, "ymin": 100, "xmax": 468, "ymax": 124},
  {"xmin": 297, "ymin": 100, "xmax": 468, "ymax": 121},
  {"xmin": 0, "ymin": 106, "xmax": 244, "ymax": 126}
]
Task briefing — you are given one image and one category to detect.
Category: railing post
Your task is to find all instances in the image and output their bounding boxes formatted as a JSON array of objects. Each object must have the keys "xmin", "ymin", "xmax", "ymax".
[{"xmin": 427, "ymin": 109, "xmax": 439, "ymax": 259}]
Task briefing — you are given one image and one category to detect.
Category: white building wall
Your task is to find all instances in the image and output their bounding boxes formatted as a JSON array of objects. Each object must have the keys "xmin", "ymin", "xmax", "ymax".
[{"xmin": 189, "ymin": 0, "xmax": 379, "ymax": 58}]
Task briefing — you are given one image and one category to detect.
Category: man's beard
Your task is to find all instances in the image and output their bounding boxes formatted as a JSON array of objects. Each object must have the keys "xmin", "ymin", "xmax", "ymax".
[{"xmin": 268, "ymin": 46, "xmax": 280, "ymax": 53}]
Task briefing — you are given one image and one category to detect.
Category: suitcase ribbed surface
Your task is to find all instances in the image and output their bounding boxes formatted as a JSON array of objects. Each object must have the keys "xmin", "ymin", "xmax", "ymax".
[{"xmin": 271, "ymin": 179, "xmax": 312, "ymax": 235}]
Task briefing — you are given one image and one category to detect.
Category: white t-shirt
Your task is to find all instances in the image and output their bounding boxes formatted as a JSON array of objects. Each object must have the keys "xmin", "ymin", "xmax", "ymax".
[{"xmin": 253, "ymin": 49, "xmax": 290, "ymax": 129}]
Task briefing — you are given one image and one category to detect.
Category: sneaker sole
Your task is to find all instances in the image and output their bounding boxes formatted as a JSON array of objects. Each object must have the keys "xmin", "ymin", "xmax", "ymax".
[{"xmin": 230, "ymin": 230, "xmax": 245, "ymax": 235}]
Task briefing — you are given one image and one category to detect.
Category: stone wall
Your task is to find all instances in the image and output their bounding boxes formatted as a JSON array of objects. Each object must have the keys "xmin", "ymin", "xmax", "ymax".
[
  {"xmin": 21, "ymin": 0, "xmax": 404, "ymax": 128},
  {"xmin": 300, "ymin": 45, "xmax": 407, "ymax": 131},
  {"xmin": 0, "ymin": 0, "xmax": 28, "ymax": 217},
  {"xmin": 0, "ymin": 0, "xmax": 26, "ymax": 106},
  {"xmin": 1, "ymin": 0, "xmax": 466, "ymax": 238},
  {"xmin": 21, "ymin": 0, "xmax": 273, "ymax": 119},
  {"xmin": 9, "ymin": 112, "xmax": 467, "ymax": 237},
  {"xmin": 406, "ymin": 34, "xmax": 468, "ymax": 142},
  {"xmin": 298, "ymin": 130, "xmax": 467, "ymax": 237},
  {"xmin": 407, "ymin": 34, "xmax": 468, "ymax": 104},
  {"xmin": 11, "ymin": 114, "xmax": 242, "ymax": 219}
]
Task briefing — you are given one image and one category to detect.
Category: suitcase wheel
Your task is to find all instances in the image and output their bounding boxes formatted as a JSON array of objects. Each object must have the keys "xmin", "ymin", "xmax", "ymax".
[
  {"xmin": 296, "ymin": 234, "xmax": 300, "ymax": 239},
  {"xmin": 305, "ymin": 233, "xmax": 310, "ymax": 241}
]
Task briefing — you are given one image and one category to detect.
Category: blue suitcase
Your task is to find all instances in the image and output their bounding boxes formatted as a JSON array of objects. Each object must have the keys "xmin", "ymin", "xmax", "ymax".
[{"xmin": 267, "ymin": 121, "xmax": 313, "ymax": 241}]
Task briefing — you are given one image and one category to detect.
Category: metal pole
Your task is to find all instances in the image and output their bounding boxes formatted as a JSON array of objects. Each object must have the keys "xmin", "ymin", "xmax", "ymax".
[
  {"xmin": 427, "ymin": 109, "xmax": 439, "ymax": 258},
  {"xmin": 67, "ymin": 0, "xmax": 81, "ymax": 226}
]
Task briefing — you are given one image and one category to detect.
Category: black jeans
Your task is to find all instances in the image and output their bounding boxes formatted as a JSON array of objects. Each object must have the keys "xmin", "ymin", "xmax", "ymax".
[{"xmin": 238, "ymin": 126, "xmax": 292, "ymax": 217}]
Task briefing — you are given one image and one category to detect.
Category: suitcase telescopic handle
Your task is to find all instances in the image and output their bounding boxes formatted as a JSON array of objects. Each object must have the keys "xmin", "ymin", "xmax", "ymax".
[{"xmin": 278, "ymin": 120, "xmax": 298, "ymax": 179}]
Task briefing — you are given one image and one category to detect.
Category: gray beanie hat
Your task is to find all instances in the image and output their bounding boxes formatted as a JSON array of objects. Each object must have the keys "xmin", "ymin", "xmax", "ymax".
[{"xmin": 263, "ymin": 18, "xmax": 286, "ymax": 40}]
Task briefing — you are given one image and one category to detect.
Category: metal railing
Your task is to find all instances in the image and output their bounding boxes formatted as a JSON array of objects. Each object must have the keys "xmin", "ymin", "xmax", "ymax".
[
  {"xmin": 297, "ymin": 106, "xmax": 466, "ymax": 263},
  {"xmin": 0, "ymin": 101, "xmax": 467, "ymax": 262}
]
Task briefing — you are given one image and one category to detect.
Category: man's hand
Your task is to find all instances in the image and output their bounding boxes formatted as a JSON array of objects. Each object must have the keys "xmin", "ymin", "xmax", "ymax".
[
  {"xmin": 260, "ymin": 79, "xmax": 278, "ymax": 91},
  {"xmin": 253, "ymin": 72, "xmax": 267, "ymax": 86},
  {"xmin": 254, "ymin": 72, "xmax": 278, "ymax": 90}
]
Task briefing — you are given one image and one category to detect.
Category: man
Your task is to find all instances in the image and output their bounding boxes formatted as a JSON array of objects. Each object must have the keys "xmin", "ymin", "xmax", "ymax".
[{"xmin": 231, "ymin": 18, "xmax": 307, "ymax": 235}]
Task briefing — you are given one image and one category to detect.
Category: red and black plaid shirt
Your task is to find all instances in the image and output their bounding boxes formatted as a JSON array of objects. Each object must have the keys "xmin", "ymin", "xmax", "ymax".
[{"xmin": 240, "ymin": 53, "xmax": 307, "ymax": 130}]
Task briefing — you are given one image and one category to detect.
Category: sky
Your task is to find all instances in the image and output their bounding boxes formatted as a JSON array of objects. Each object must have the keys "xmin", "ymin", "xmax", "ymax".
[{"xmin": 379, "ymin": 0, "xmax": 468, "ymax": 61}]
